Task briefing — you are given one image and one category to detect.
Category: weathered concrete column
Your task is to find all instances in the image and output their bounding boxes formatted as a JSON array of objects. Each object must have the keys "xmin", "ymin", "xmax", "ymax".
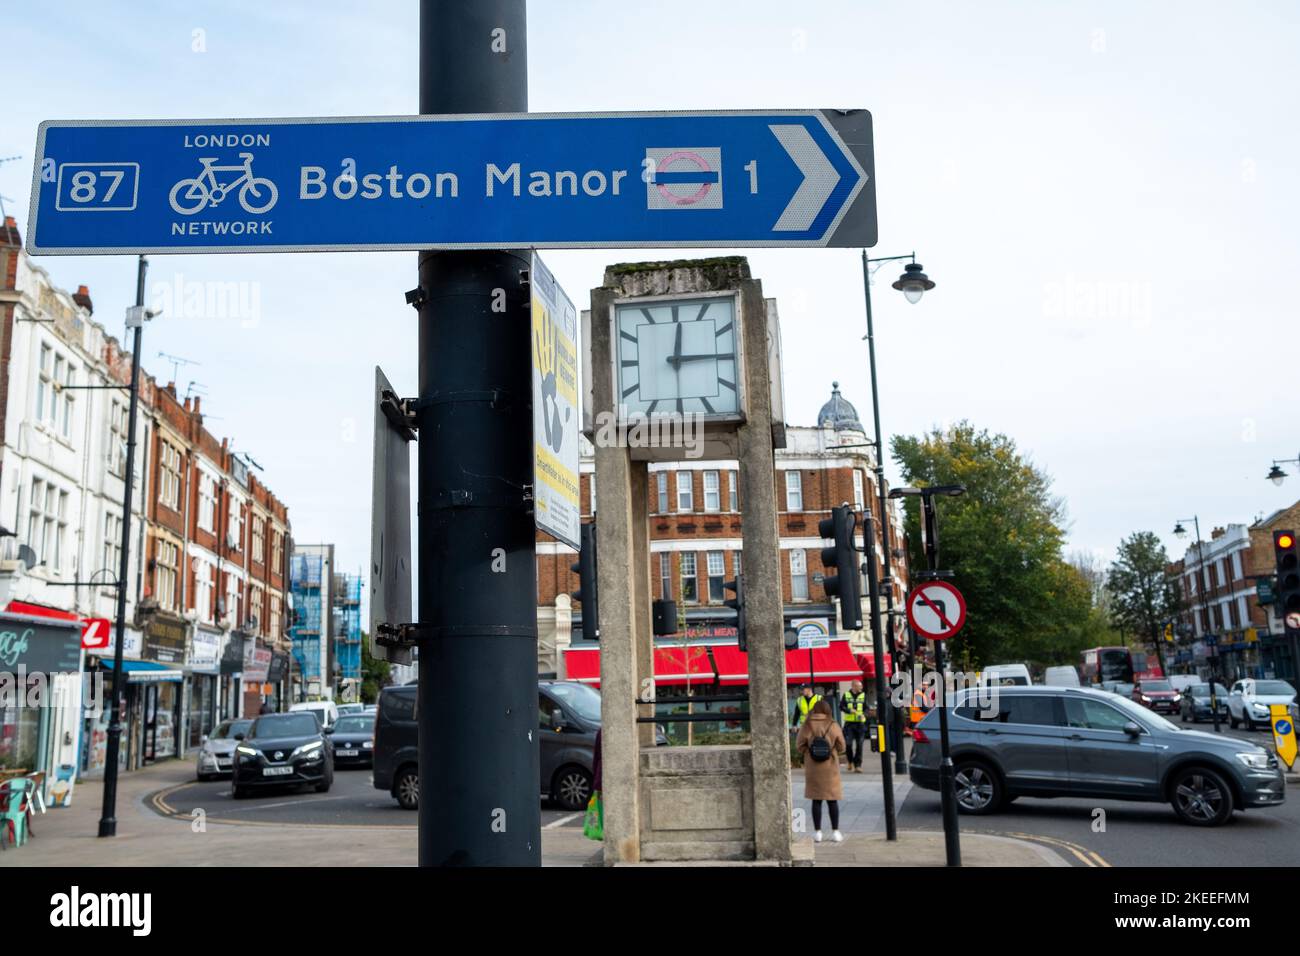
[
  {"xmin": 737, "ymin": 277, "xmax": 794, "ymax": 862},
  {"xmin": 553, "ymin": 594, "xmax": 572, "ymax": 679},
  {"xmin": 590, "ymin": 285, "xmax": 642, "ymax": 864},
  {"xmin": 630, "ymin": 462, "xmax": 656, "ymax": 748}
]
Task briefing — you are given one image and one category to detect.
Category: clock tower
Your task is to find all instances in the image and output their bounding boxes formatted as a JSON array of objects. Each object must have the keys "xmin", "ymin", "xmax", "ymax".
[{"xmin": 582, "ymin": 257, "xmax": 795, "ymax": 864}]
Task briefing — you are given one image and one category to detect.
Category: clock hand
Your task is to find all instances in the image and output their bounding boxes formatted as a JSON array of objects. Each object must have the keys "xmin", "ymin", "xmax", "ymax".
[
  {"xmin": 671, "ymin": 353, "xmax": 722, "ymax": 363},
  {"xmin": 669, "ymin": 321, "xmax": 683, "ymax": 370}
]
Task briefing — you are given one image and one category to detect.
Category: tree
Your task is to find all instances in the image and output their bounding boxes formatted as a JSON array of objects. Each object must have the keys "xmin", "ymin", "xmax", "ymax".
[
  {"xmin": 1106, "ymin": 532, "xmax": 1182, "ymax": 674},
  {"xmin": 891, "ymin": 421, "xmax": 1097, "ymax": 669},
  {"xmin": 360, "ymin": 632, "xmax": 392, "ymax": 704}
]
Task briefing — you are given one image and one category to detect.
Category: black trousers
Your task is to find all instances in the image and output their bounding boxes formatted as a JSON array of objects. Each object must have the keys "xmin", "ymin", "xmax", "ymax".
[
  {"xmin": 811, "ymin": 799, "xmax": 840, "ymax": 831},
  {"xmin": 843, "ymin": 721, "xmax": 866, "ymax": 767}
]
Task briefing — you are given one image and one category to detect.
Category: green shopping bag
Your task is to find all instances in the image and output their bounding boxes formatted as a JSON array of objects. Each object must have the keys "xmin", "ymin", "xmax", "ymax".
[{"xmin": 583, "ymin": 791, "xmax": 603, "ymax": 841}]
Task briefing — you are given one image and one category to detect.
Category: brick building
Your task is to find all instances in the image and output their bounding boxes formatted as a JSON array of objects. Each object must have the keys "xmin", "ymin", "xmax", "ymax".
[
  {"xmin": 0, "ymin": 217, "xmax": 293, "ymax": 779},
  {"xmin": 1173, "ymin": 504, "xmax": 1300, "ymax": 683},
  {"xmin": 535, "ymin": 383, "xmax": 908, "ymax": 732}
]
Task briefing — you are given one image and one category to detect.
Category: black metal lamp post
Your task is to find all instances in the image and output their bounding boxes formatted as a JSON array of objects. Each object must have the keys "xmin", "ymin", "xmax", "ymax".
[
  {"xmin": 1266, "ymin": 454, "xmax": 1300, "ymax": 486},
  {"xmin": 860, "ymin": 251, "xmax": 936, "ymax": 775},
  {"xmin": 1174, "ymin": 516, "xmax": 1222, "ymax": 733}
]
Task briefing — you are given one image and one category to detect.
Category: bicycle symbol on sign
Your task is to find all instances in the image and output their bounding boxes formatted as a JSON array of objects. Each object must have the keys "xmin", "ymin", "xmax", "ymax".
[{"xmin": 168, "ymin": 152, "xmax": 278, "ymax": 215}]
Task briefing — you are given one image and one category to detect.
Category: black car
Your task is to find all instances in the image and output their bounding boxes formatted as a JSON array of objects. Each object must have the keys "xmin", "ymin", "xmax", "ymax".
[
  {"xmin": 1179, "ymin": 682, "xmax": 1229, "ymax": 723},
  {"xmin": 373, "ymin": 680, "xmax": 605, "ymax": 812},
  {"xmin": 231, "ymin": 712, "xmax": 334, "ymax": 798},
  {"xmin": 329, "ymin": 713, "xmax": 375, "ymax": 768}
]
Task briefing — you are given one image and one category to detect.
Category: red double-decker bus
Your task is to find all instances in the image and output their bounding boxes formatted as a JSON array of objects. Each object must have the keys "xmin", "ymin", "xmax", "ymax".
[{"xmin": 1080, "ymin": 646, "xmax": 1135, "ymax": 686}]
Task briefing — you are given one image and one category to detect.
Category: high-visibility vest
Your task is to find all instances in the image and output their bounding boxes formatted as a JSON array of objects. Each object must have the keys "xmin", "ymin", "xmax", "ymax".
[
  {"xmin": 842, "ymin": 690, "xmax": 867, "ymax": 723},
  {"xmin": 796, "ymin": 694, "xmax": 821, "ymax": 725}
]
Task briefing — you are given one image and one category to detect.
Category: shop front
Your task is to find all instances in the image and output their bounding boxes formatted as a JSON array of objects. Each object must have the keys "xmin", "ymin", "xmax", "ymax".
[
  {"xmin": 185, "ymin": 626, "xmax": 222, "ymax": 751},
  {"xmin": 0, "ymin": 612, "xmax": 83, "ymax": 789},
  {"xmin": 219, "ymin": 631, "xmax": 247, "ymax": 720},
  {"xmin": 81, "ymin": 626, "xmax": 143, "ymax": 776},
  {"xmin": 265, "ymin": 652, "xmax": 288, "ymax": 711}
]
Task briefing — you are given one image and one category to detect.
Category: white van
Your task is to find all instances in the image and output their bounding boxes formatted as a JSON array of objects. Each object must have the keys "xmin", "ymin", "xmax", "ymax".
[
  {"xmin": 290, "ymin": 700, "xmax": 339, "ymax": 729},
  {"xmin": 1044, "ymin": 665, "xmax": 1081, "ymax": 688},
  {"xmin": 980, "ymin": 663, "xmax": 1032, "ymax": 687},
  {"xmin": 1168, "ymin": 674, "xmax": 1201, "ymax": 693}
]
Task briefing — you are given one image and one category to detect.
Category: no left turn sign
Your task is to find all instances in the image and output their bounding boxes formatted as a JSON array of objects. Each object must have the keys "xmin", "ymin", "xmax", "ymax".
[{"xmin": 906, "ymin": 581, "xmax": 966, "ymax": 641}]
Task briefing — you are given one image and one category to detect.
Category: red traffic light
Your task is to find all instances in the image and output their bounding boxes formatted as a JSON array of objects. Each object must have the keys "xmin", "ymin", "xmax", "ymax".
[{"xmin": 1277, "ymin": 531, "xmax": 1296, "ymax": 551}]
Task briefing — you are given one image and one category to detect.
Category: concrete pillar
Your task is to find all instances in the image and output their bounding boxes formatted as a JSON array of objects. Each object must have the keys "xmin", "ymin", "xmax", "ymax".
[
  {"xmin": 737, "ymin": 278, "xmax": 794, "ymax": 862},
  {"xmin": 554, "ymin": 594, "xmax": 572, "ymax": 679},
  {"xmin": 590, "ymin": 286, "xmax": 642, "ymax": 864}
]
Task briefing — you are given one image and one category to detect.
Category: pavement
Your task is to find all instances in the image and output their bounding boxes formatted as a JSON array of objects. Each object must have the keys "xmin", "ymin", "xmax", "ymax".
[{"xmin": 3, "ymin": 755, "xmax": 1064, "ymax": 868}]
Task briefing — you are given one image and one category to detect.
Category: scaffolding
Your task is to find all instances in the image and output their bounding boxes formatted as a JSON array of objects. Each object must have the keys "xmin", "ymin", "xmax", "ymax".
[
  {"xmin": 290, "ymin": 553, "xmax": 325, "ymax": 687},
  {"xmin": 333, "ymin": 573, "xmax": 363, "ymax": 683}
]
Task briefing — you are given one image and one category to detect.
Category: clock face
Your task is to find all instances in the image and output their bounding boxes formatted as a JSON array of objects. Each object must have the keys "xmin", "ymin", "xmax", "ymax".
[{"xmin": 614, "ymin": 297, "xmax": 740, "ymax": 418}]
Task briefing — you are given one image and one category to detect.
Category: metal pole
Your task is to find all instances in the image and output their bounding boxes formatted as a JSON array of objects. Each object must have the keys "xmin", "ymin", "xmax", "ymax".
[
  {"xmin": 416, "ymin": 0, "xmax": 538, "ymax": 867},
  {"xmin": 1192, "ymin": 516, "xmax": 1223, "ymax": 734},
  {"xmin": 862, "ymin": 509, "xmax": 897, "ymax": 839},
  {"xmin": 922, "ymin": 490, "xmax": 960, "ymax": 865},
  {"xmin": 861, "ymin": 250, "xmax": 906, "ymax": 773},
  {"xmin": 98, "ymin": 254, "xmax": 148, "ymax": 838}
]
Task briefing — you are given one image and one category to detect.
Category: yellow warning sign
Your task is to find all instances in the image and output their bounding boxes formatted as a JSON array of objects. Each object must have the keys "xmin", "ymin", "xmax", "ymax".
[{"xmin": 1271, "ymin": 704, "xmax": 1296, "ymax": 770}]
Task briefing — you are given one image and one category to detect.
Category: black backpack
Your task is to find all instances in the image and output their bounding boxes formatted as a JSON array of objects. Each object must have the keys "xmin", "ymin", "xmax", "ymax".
[{"xmin": 808, "ymin": 728, "xmax": 832, "ymax": 762}]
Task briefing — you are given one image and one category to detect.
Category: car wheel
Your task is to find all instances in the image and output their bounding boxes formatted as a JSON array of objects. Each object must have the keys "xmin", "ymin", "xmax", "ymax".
[
  {"xmin": 552, "ymin": 765, "xmax": 593, "ymax": 812},
  {"xmin": 1169, "ymin": 767, "xmax": 1234, "ymax": 826},
  {"xmin": 231, "ymin": 784, "xmax": 246, "ymax": 800},
  {"xmin": 315, "ymin": 777, "xmax": 331, "ymax": 793},
  {"xmin": 393, "ymin": 767, "xmax": 419, "ymax": 810},
  {"xmin": 952, "ymin": 761, "xmax": 1003, "ymax": 814},
  {"xmin": 1228, "ymin": 712, "xmax": 1239, "ymax": 729}
]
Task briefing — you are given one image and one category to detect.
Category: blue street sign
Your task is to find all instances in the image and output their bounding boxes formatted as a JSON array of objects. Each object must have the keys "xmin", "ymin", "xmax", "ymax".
[{"xmin": 27, "ymin": 110, "xmax": 875, "ymax": 255}]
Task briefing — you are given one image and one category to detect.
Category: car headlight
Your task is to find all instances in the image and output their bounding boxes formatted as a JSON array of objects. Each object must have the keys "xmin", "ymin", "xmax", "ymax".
[
  {"xmin": 292, "ymin": 741, "xmax": 324, "ymax": 760},
  {"xmin": 363, "ymin": 740, "xmax": 374, "ymax": 749},
  {"xmin": 1252, "ymin": 702, "xmax": 1269, "ymax": 712},
  {"xmin": 1236, "ymin": 752, "xmax": 1273, "ymax": 771},
  {"xmin": 236, "ymin": 744, "xmax": 259, "ymax": 757},
  {"xmin": 1140, "ymin": 695, "xmax": 1151, "ymax": 703}
]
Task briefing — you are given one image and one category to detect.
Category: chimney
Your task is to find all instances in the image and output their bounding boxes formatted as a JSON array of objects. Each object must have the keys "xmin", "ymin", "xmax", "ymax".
[
  {"xmin": 1, "ymin": 216, "xmax": 19, "ymax": 247},
  {"xmin": 1211, "ymin": 526, "xmax": 1226, "ymax": 540},
  {"xmin": 73, "ymin": 284, "xmax": 93, "ymax": 315},
  {"xmin": 184, "ymin": 396, "xmax": 192, "ymax": 412},
  {"xmin": 193, "ymin": 396, "xmax": 202, "ymax": 415}
]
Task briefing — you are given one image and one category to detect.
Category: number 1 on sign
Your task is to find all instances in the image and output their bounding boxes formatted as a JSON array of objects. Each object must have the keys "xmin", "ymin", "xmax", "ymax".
[{"xmin": 745, "ymin": 159, "xmax": 758, "ymax": 193}]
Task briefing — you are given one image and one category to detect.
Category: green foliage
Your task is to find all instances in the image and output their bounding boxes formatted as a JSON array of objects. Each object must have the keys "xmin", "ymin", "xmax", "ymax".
[
  {"xmin": 1106, "ymin": 531, "xmax": 1182, "ymax": 670},
  {"xmin": 360, "ymin": 633, "xmax": 391, "ymax": 704},
  {"xmin": 891, "ymin": 421, "xmax": 1102, "ymax": 670}
]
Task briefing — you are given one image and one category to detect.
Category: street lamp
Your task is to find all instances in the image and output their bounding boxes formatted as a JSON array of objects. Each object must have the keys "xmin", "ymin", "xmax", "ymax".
[
  {"xmin": 860, "ymin": 250, "xmax": 936, "ymax": 779},
  {"xmin": 1173, "ymin": 515, "xmax": 1222, "ymax": 733},
  {"xmin": 1266, "ymin": 454, "xmax": 1299, "ymax": 486}
]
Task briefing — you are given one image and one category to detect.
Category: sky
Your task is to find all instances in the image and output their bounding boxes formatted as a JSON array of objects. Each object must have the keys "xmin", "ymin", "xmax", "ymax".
[{"xmin": 4, "ymin": 0, "xmax": 1299, "ymax": 584}]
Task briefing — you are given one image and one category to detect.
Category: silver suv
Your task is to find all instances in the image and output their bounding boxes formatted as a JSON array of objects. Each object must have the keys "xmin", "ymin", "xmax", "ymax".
[{"xmin": 908, "ymin": 686, "xmax": 1285, "ymax": 827}]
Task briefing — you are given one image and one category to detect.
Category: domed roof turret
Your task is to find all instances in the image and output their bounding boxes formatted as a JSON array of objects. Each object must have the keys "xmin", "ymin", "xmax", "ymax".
[{"xmin": 817, "ymin": 382, "xmax": 865, "ymax": 433}]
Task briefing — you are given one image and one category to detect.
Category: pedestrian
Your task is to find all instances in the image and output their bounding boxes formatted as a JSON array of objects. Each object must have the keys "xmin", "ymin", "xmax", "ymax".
[
  {"xmin": 796, "ymin": 698, "xmax": 846, "ymax": 843},
  {"xmin": 583, "ymin": 728, "xmax": 604, "ymax": 842},
  {"xmin": 791, "ymin": 683, "xmax": 822, "ymax": 730},
  {"xmin": 840, "ymin": 679, "xmax": 868, "ymax": 772}
]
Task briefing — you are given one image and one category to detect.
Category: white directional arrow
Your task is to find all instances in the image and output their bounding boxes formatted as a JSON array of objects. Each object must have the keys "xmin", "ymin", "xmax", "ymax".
[{"xmin": 770, "ymin": 123, "xmax": 841, "ymax": 232}]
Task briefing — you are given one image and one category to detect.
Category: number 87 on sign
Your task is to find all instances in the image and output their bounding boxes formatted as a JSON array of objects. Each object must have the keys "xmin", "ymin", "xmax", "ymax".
[{"xmin": 56, "ymin": 162, "xmax": 140, "ymax": 212}]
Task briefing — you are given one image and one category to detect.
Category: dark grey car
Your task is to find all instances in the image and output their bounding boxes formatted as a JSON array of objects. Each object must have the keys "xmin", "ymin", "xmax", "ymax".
[
  {"xmin": 908, "ymin": 686, "xmax": 1285, "ymax": 826},
  {"xmin": 372, "ymin": 679, "xmax": 602, "ymax": 812}
]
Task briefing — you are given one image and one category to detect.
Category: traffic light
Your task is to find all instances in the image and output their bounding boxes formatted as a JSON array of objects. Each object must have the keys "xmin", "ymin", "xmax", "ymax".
[
  {"xmin": 570, "ymin": 522, "xmax": 599, "ymax": 642},
  {"xmin": 1163, "ymin": 622, "xmax": 1174, "ymax": 642},
  {"xmin": 819, "ymin": 503, "xmax": 863, "ymax": 630},
  {"xmin": 724, "ymin": 573, "xmax": 746, "ymax": 651},
  {"xmin": 1274, "ymin": 529, "xmax": 1300, "ymax": 634}
]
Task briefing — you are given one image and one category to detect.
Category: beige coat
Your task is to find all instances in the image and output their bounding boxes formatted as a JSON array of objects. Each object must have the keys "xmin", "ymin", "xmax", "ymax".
[{"xmin": 796, "ymin": 713, "xmax": 846, "ymax": 801}]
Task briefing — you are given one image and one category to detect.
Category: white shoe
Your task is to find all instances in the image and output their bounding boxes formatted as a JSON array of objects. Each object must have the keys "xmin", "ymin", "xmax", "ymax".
[
  {"xmin": 813, "ymin": 830, "xmax": 823, "ymax": 843},
  {"xmin": 832, "ymin": 830, "xmax": 844, "ymax": 843}
]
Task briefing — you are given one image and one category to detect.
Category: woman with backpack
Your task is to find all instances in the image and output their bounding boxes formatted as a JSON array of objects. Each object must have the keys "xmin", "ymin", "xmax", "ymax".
[{"xmin": 795, "ymin": 698, "xmax": 846, "ymax": 843}]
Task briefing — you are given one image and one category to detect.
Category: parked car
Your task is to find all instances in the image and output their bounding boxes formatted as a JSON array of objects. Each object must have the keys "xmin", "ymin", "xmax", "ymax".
[
  {"xmin": 908, "ymin": 686, "xmax": 1284, "ymax": 826},
  {"xmin": 1179, "ymin": 683, "xmax": 1229, "ymax": 723},
  {"xmin": 1168, "ymin": 675, "xmax": 1202, "ymax": 693},
  {"xmin": 373, "ymin": 679, "xmax": 603, "ymax": 812},
  {"xmin": 1227, "ymin": 679, "xmax": 1297, "ymax": 730},
  {"xmin": 1132, "ymin": 679, "xmax": 1180, "ymax": 715},
  {"xmin": 195, "ymin": 718, "xmax": 252, "ymax": 780},
  {"xmin": 1043, "ymin": 666, "xmax": 1080, "ymax": 688},
  {"xmin": 980, "ymin": 663, "xmax": 1032, "ymax": 687},
  {"xmin": 329, "ymin": 714, "xmax": 375, "ymax": 768},
  {"xmin": 289, "ymin": 700, "xmax": 339, "ymax": 729},
  {"xmin": 335, "ymin": 703, "xmax": 367, "ymax": 716},
  {"xmin": 231, "ymin": 712, "xmax": 334, "ymax": 798},
  {"xmin": 1103, "ymin": 681, "xmax": 1136, "ymax": 698}
]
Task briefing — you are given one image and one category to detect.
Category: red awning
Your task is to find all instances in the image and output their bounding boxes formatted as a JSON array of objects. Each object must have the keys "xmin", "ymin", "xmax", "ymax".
[
  {"xmin": 786, "ymin": 641, "xmax": 861, "ymax": 684},
  {"xmin": 654, "ymin": 645, "xmax": 715, "ymax": 685},
  {"xmin": 710, "ymin": 643, "xmax": 750, "ymax": 685},
  {"xmin": 563, "ymin": 648, "xmax": 601, "ymax": 686},
  {"xmin": 5, "ymin": 600, "xmax": 78, "ymax": 620},
  {"xmin": 855, "ymin": 652, "xmax": 894, "ymax": 680}
]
